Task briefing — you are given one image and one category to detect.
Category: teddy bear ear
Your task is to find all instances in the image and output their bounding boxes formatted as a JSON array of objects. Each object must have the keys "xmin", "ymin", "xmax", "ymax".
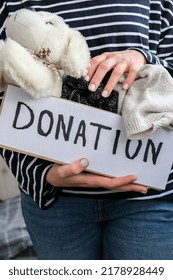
[
  {"xmin": 5, "ymin": 9, "xmax": 48, "ymax": 50},
  {"xmin": 61, "ymin": 29, "xmax": 90, "ymax": 78}
]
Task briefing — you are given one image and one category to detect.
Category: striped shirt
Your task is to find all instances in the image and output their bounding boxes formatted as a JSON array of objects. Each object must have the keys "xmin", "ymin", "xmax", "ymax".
[{"xmin": 1, "ymin": 0, "xmax": 173, "ymax": 209}]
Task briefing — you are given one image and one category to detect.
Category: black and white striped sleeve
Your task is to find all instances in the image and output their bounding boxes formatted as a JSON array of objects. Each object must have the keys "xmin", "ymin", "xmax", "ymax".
[
  {"xmin": 130, "ymin": 0, "xmax": 173, "ymax": 76},
  {"xmin": 0, "ymin": 149, "xmax": 62, "ymax": 209}
]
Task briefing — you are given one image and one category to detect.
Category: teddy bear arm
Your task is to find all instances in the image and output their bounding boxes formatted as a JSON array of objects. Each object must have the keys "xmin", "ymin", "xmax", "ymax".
[
  {"xmin": 2, "ymin": 39, "xmax": 62, "ymax": 98},
  {"xmin": 61, "ymin": 29, "xmax": 90, "ymax": 78},
  {"xmin": 0, "ymin": 40, "xmax": 8, "ymax": 91},
  {"xmin": 0, "ymin": 70, "xmax": 8, "ymax": 92}
]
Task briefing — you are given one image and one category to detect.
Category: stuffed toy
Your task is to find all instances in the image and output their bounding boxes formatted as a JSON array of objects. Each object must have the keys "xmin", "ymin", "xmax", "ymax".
[
  {"xmin": 1, "ymin": 9, "xmax": 170, "ymax": 141},
  {"xmin": 0, "ymin": 8, "xmax": 90, "ymax": 98}
]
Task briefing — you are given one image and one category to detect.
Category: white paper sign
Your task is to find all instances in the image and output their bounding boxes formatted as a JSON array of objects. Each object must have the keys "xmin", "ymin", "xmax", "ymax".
[{"xmin": 0, "ymin": 85, "xmax": 173, "ymax": 190}]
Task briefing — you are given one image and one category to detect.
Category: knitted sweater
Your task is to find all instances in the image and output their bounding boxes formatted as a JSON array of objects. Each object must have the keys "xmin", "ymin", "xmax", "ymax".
[
  {"xmin": 1, "ymin": 0, "xmax": 173, "ymax": 209},
  {"xmin": 122, "ymin": 64, "xmax": 173, "ymax": 139}
]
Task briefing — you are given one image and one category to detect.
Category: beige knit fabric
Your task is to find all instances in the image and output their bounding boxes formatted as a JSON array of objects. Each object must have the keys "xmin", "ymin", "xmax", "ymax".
[{"xmin": 118, "ymin": 64, "xmax": 173, "ymax": 140}]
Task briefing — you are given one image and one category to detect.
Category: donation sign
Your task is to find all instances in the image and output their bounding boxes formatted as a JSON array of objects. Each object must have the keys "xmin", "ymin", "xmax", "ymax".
[{"xmin": 0, "ymin": 85, "xmax": 173, "ymax": 190}]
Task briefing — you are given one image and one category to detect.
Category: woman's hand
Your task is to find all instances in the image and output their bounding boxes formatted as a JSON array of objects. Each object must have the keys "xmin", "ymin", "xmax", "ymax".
[
  {"xmin": 46, "ymin": 158, "xmax": 148, "ymax": 193},
  {"xmin": 86, "ymin": 50, "xmax": 147, "ymax": 97}
]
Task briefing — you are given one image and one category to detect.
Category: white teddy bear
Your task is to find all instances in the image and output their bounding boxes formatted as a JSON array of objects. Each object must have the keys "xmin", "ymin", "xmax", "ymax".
[{"xmin": 0, "ymin": 9, "xmax": 90, "ymax": 98}]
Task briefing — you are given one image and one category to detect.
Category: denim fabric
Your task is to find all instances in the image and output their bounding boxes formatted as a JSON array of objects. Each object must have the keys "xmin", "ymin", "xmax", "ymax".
[{"xmin": 21, "ymin": 192, "xmax": 173, "ymax": 260}]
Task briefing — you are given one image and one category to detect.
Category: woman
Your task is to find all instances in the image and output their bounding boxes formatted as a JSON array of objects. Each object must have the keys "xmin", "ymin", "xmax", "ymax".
[{"xmin": 1, "ymin": 0, "xmax": 173, "ymax": 259}]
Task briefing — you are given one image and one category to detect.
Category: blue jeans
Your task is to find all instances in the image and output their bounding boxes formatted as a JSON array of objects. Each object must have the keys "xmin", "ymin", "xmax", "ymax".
[{"xmin": 21, "ymin": 192, "xmax": 173, "ymax": 260}]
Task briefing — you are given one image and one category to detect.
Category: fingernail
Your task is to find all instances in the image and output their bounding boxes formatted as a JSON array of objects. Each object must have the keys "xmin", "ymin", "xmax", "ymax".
[
  {"xmin": 122, "ymin": 83, "xmax": 129, "ymax": 90},
  {"xmin": 140, "ymin": 189, "xmax": 148, "ymax": 194},
  {"xmin": 85, "ymin": 75, "xmax": 90, "ymax": 82},
  {"xmin": 88, "ymin": 83, "xmax": 96, "ymax": 91},
  {"xmin": 102, "ymin": 90, "xmax": 109, "ymax": 98},
  {"xmin": 80, "ymin": 159, "xmax": 89, "ymax": 168}
]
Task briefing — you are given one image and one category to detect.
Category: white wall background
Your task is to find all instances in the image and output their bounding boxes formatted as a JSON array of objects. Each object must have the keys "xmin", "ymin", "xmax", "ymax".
[{"xmin": 0, "ymin": 157, "xmax": 20, "ymax": 200}]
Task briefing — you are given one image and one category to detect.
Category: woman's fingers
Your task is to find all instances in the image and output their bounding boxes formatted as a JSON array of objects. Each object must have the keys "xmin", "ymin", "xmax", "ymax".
[
  {"xmin": 56, "ymin": 158, "xmax": 89, "ymax": 178},
  {"xmin": 86, "ymin": 50, "xmax": 147, "ymax": 97},
  {"xmin": 86, "ymin": 52, "xmax": 109, "ymax": 79},
  {"xmin": 46, "ymin": 158, "xmax": 88, "ymax": 186},
  {"xmin": 85, "ymin": 174, "xmax": 148, "ymax": 193},
  {"xmin": 46, "ymin": 159, "xmax": 148, "ymax": 194},
  {"xmin": 100, "ymin": 63, "xmax": 127, "ymax": 97}
]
